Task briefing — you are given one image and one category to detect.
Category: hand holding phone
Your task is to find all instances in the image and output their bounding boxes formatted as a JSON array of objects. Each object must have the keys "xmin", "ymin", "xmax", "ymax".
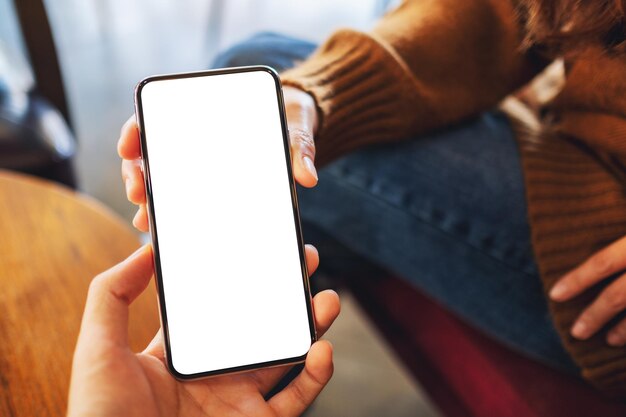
[
  {"xmin": 120, "ymin": 85, "xmax": 320, "ymax": 233},
  {"xmin": 68, "ymin": 244, "xmax": 340, "ymax": 417},
  {"xmin": 105, "ymin": 65, "xmax": 339, "ymax": 416}
]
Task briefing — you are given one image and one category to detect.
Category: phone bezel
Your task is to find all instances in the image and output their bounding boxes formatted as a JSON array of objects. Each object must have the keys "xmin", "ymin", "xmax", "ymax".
[{"xmin": 134, "ymin": 66, "xmax": 317, "ymax": 380}]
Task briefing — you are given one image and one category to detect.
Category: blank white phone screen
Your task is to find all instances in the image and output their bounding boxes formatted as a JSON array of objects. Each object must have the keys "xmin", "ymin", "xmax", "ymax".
[{"xmin": 138, "ymin": 70, "xmax": 313, "ymax": 376}]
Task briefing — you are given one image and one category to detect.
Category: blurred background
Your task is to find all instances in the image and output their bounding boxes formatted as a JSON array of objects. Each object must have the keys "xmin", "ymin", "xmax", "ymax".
[{"xmin": 0, "ymin": 0, "xmax": 439, "ymax": 416}]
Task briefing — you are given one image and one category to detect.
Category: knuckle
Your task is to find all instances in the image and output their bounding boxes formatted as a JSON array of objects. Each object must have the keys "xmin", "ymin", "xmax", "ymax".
[
  {"xmin": 291, "ymin": 381, "xmax": 310, "ymax": 408},
  {"xmin": 121, "ymin": 160, "xmax": 129, "ymax": 177},
  {"xmin": 127, "ymin": 186, "xmax": 138, "ymax": 202},
  {"xmin": 123, "ymin": 161, "xmax": 143, "ymax": 184},
  {"xmin": 88, "ymin": 273, "xmax": 108, "ymax": 296},
  {"xmin": 590, "ymin": 252, "xmax": 615, "ymax": 276},
  {"xmin": 577, "ymin": 310, "xmax": 592, "ymax": 326},
  {"xmin": 602, "ymin": 287, "xmax": 625, "ymax": 311},
  {"xmin": 131, "ymin": 187, "xmax": 146, "ymax": 204},
  {"xmin": 567, "ymin": 272, "xmax": 584, "ymax": 290},
  {"xmin": 613, "ymin": 322, "xmax": 626, "ymax": 339},
  {"xmin": 291, "ymin": 128, "xmax": 316, "ymax": 154}
]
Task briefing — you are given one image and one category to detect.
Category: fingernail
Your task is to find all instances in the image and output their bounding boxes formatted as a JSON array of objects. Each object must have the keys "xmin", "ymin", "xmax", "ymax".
[
  {"xmin": 607, "ymin": 333, "xmax": 623, "ymax": 347},
  {"xmin": 132, "ymin": 209, "xmax": 142, "ymax": 227},
  {"xmin": 571, "ymin": 321, "xmax": 588, "ymax": 339},
  {"xmin": 327, "ymin": 289, "xmax": 339, "ymax": 299},
  {"xmin": 550, "ymin": 282, "xmax": 567, "ymax": 300},
  {"xmin": 302, "ymin": 156, "xmax": 318, "ymax": 181}
]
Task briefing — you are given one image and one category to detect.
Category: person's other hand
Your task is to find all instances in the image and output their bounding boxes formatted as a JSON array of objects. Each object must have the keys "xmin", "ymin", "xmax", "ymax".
[
  {"xmin": 68, "ymin": 244, "xmax": 339, "ymax": 417},
  {"xmin": 550, "ymin": 235, "xmax": 626, "ymax": 346},
  {"xmin": 118, "ymin": 86, "xmax": 319, "ymax": 232}
]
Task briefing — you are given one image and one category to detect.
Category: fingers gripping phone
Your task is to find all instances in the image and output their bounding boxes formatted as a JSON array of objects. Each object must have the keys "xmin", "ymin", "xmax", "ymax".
[{"xmin": 134, "ymin": 66, "xmax": 316, "ymax": 379}]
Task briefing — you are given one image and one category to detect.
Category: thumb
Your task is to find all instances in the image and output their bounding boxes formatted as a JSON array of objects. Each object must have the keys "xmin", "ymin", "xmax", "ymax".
[
  {"xmin": 289, "ymin": 127, "xmax": 318, "ymax": 188},
  {"xmin": 283, "ymin": 86, "xmax": 319, "ymax": 188},
  {"xmin": 78, "ymin": 245, "xmax": 154, "ymax": 348}
]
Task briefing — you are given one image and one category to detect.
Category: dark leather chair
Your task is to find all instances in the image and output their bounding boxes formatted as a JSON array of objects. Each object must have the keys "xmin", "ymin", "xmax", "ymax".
[{"xmin": 0, "ymin": 0, "xmax": 76, "ymax": 187}]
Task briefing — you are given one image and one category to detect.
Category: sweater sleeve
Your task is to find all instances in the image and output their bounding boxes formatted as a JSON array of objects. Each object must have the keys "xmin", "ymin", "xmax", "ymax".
[{"xmin": 280, "ymin": 0, "xmax": 546, "ymax": 164}]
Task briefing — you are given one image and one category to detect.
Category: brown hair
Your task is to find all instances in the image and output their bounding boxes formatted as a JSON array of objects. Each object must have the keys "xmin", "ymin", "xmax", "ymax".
[{"xmin": 523, "ymin": 0, "xmax": 625, "ymax": 53}]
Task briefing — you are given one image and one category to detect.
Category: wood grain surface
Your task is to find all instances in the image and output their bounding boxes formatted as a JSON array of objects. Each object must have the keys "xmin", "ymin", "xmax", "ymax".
[{"xmin": 0, "ymin": 171, "xmax": 159, "ymax": 417}]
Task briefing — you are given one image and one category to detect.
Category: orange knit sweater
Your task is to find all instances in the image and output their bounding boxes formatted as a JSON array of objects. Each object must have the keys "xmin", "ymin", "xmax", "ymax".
[{"xmin": 281, "ymin": 0, "xmax": 626, "ymax": 397}]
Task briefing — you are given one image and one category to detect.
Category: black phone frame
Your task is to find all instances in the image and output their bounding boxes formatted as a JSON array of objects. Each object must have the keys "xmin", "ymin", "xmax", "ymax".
[{"xmin": 134, "ymin": 66, "xmax": 317, "ymax": 380}]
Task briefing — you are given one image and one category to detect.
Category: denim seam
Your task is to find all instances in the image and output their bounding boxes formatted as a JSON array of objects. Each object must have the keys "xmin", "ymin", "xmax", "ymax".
[{"xmin": 325, "ymin": 172, "xmax": 538, "ymax": 278}]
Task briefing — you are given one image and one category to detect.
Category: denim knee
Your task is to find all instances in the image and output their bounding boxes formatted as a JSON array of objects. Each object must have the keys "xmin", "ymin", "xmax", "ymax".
[{"xmin": 211, "ymin": 32, "xmax": 316, "ymax": 71}]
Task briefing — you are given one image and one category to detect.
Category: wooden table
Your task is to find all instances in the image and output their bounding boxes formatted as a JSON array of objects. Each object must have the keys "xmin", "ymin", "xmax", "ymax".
[{"xmin": 0, "ymin": 171, "xmax": 159, "ymax": 417}]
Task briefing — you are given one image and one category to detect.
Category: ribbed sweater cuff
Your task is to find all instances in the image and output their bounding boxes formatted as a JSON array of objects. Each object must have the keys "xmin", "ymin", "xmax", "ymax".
[{"xmin": 280, "ymin": 29, "xmax": 421, "ymax": 166}]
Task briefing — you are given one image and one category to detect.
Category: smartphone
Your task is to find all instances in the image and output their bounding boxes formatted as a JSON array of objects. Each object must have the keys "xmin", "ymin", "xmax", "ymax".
[{"xmin": 134, "ymin": 66, "xmax": 316, "ymax": 379}]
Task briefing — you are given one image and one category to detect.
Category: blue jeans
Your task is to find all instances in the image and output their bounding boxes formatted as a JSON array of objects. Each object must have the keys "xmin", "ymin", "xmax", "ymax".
[{"xmin": 213, "ymin": 33, "xmax": 578, "ymax": 373}]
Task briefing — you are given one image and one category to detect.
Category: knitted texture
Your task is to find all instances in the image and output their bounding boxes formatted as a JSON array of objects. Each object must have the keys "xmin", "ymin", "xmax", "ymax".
[{"xmin": 281, "ymin": 0, "xmax": 626, "ymax": 397}]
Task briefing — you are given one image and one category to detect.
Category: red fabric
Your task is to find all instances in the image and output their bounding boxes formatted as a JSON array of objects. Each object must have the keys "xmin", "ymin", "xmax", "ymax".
[{"xmin": 346, "ymin": 274, "xmax": 626, "ymax": 417}]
